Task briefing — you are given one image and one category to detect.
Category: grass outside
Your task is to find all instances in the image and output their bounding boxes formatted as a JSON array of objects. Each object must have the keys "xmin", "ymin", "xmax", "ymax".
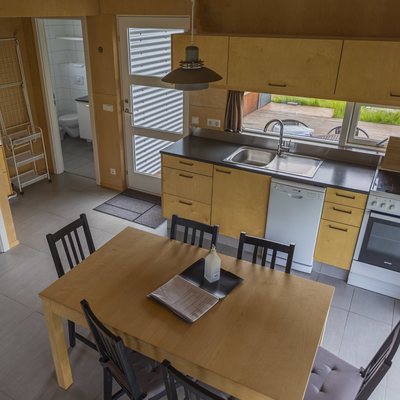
[{"xmin": 271, "ymin": 95, "xmax": 400, "ymax": 125}]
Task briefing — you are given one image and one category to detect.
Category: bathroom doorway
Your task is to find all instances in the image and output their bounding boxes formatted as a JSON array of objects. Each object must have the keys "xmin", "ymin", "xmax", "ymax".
[{"xmin": 35, "ymin": 18, "xmax": 98, "ymax": 181}]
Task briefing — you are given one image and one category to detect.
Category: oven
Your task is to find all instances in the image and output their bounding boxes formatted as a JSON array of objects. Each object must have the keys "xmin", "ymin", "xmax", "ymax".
[{"xmin": 356, "ymin": 211, "xmax": 400, "ymax": 272}]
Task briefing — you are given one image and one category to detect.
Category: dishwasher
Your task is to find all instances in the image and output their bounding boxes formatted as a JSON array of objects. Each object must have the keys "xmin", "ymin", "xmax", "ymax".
[{"xmin": 265, "ymin": 178, "xmax": 326, "ymax": 273}]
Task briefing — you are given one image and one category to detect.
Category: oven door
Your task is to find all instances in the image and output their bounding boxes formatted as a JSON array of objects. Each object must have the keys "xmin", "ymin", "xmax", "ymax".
[{"xmin": 358, "ymin": 211, "xmax": 400, "ymax": 272}]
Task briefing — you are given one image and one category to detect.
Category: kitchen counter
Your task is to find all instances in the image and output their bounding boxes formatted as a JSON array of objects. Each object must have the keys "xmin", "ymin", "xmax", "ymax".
[{"xmin": 161, "ymin": 136, "xmax": 376, "ymax": 193}]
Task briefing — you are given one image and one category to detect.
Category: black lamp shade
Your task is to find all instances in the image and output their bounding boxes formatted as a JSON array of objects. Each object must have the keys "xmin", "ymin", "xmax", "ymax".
[{"xmin": 161, "ymin": 45, "xmax": 222, "ymax": 91}]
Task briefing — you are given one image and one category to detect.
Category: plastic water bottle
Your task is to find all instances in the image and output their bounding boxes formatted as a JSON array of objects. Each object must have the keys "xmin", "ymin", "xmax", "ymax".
[{"xmin": 204, "ymin": 245, "xmax": 221, "ymax": 283}]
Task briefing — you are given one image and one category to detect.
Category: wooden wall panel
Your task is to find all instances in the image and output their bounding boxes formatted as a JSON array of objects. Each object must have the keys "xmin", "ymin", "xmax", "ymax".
[
  {"xmin": 99, "ymin": 0, "xmax": 190, "ymax": 15},
  {"xmin": 87, "ymin": 14, "xmax": 125, "ymax": 190},
  {"xmin": 91, "ymin": 93, "xmax": 124, "ymax": 191},
  {"xmin": 0, "ymin": 0, "xmax": 99, "ymax": 17}
]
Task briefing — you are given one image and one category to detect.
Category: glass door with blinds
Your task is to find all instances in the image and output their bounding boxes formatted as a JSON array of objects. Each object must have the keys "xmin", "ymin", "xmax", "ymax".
[{"xmin": 118, "ymin": 16, "xmax": 189, "ymax": 194}]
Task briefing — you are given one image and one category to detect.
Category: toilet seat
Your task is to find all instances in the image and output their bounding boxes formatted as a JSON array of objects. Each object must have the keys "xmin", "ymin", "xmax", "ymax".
[{"xmin": 59, "ymin": 113, "xmax": 78, "ymax": 123}]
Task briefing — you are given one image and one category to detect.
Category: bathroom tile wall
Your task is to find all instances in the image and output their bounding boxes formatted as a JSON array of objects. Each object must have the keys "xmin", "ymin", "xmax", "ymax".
[{"xmin": 44, "ymin": 19, "xmax": 88, "ymax": 116}]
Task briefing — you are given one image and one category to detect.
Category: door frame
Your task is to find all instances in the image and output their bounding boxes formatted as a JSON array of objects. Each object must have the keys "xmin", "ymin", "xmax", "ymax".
[
  {"xmin": 33, "ymin": 17, "xmax": 100, "ymax": 183},
  {"xmin": 117, "ymin": 16, "xmax": 190, "ymax": 195}
]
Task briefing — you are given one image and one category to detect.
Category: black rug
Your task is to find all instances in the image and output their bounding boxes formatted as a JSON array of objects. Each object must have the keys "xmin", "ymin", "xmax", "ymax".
[{"xmin": 94, "ymin": 189, "xmax": 165, "ymax": 229}]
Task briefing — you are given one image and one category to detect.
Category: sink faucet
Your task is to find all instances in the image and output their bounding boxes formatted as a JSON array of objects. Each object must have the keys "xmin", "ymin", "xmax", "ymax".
[{"xmin": 263, "ymin": 119, "xmax": 291, "ymax": 156}]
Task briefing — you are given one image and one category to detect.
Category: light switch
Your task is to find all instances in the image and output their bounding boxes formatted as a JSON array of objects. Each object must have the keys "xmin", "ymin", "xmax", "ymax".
[
  {"xmin": 191, "ymin": 116, "xmax": 200, "ymax": 125},
  {"xmin": 102, "ymin": 104, "xmax": 114, "ymax": 112}
]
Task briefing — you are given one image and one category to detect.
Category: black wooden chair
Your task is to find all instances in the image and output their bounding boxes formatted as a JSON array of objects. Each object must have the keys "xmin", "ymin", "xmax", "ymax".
[
  {"xmin": 237, "ymin": 232, "xmax": 295, "ymax": 274},
  {"xmin": 81, "ymin": 299, "xmax": 166, "ymax": 400},
  {"xmin": 305, "ymin": 319, "xmax": 400, "ymax": 400},
  {"xmin": 161, "ymin": 360, "xmax": 233, "ymax": 400},
  {"xmin": 46, "ymin": 213, "xmax": 96, "ymax": 350},
  {"xmin": 170, "ymin": 214, "xmax": 219, "ymax": 249}
]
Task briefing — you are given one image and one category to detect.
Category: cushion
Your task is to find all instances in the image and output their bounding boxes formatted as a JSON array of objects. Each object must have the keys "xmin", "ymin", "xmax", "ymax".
[{"xmin": 304, "ymin": 347, "xmax": 363, "ymax": 400}]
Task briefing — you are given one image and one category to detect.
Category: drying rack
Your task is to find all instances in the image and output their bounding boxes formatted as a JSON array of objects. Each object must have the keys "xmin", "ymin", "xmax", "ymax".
[{"xmin": 0, "ymin": 37, "xmax": 51, "ymax": 195}]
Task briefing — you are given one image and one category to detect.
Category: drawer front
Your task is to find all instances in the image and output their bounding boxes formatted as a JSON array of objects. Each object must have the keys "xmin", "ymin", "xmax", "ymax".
[
  {"xmin": 162, "ymin": 154, "xmax": 213, "ymax": 176},
  {"xmin": 322, "ymin": 201, "xmax": 364, "ymax": 227},
  {"xmin": 163, "ymin": 167, "xmax": 212, "ymax": 204},
  {"xmin": 162, "ymin": 193, "xmax": 211, "ymax": 224},
  {"xmin": 326, "ymin": 188, "xmax": 367, "ymax": 209},
  {"xmin": 314, "ymin": 220, "xmax": 360, "ymax": 270}
]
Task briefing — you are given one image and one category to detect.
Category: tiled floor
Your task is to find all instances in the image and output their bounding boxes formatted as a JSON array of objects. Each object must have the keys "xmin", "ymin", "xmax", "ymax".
[
  {"xmin": 62, "ymin": 136, "xmax": 96, "ymax": 180},
  {"xmin": 0, "ymin": 173, "xmax": 399, "ymax": 400}
]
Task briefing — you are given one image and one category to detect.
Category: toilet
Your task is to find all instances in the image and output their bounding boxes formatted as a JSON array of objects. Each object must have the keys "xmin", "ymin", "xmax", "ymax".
[{"xmin": 58, "ymin": 113, "xmax": 79, "ymax": 140}]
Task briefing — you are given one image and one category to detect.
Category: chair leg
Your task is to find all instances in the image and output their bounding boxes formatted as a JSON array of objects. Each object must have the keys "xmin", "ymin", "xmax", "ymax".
[
  {"xmin": 67, "ymin": 320, "xmax": 76, "ymax": 348},
  {"xmin": 103, "ymin": 368, "xmax": 113, "ymax": 400}
]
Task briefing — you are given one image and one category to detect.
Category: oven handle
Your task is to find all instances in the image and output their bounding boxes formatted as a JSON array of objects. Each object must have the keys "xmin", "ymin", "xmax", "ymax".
[{"xmin": 370, "ymin": 212, "xmax": 400, "ymax": 223}]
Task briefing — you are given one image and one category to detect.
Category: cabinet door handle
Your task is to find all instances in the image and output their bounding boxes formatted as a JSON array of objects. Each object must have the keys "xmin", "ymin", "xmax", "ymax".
[
  {"xmin": 335, "ymin": 192, "xmax": 355, "ymax": 200},
  {"xmin": 215, "ymin": 168, "xmax": 231, "ymax": 174},
  {"xmin": 390, "ymin": 92, "xmax": 400, "ymax": 98},
  {"xmin": 268, "ymin": 82, "xmax": 287, "ymax": 88},
  {"xmin": 332, "ymin": 206, "xmax": 352, "ymax": 214},
  {"xmin": 328, "ymin": 224, "xmax": 348, "ymax": 232},
  {"xmin": 179, "ymin": 160, "xmax": 194, "ymax": 166},
  {"xmin": 179, "ymin": 200, "xmax": 193, "ymax": 206},
  {"xmin": 178, "ymin": 173, "xmax": 193, "ymax": 179}
]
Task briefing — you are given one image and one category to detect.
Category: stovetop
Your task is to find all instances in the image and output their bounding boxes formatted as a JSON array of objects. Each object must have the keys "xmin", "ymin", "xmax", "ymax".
[{"xmin": 371, "ymin": 169, "xmax": 400, "ymax": 196}]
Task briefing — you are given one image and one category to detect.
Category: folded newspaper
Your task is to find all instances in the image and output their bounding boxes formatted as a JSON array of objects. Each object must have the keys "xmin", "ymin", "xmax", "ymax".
[{"xmin": 149, "ymin": 275, "xmax": 219, "ymax": 323}]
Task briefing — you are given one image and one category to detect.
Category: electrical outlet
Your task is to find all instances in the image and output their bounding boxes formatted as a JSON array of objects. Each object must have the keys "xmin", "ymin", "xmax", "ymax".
[
  {"xmin": 207, "ymin": 118, "xmax": 221, "ymax": 128},
  {"xmin": 191, "ymin": 116, "xmax": 200, "ymax": 125},
  {"xmin": 103, "ymin": 104, "xmax": 114, "ymax": 112},
  {"xmin": 110, "ymin": 168, "xmax": 117, "ymax": 176}
]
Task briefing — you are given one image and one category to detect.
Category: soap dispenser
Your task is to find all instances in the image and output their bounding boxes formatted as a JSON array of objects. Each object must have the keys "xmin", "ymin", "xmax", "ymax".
[{"xmin": 204, "ymin": 245, "xmax": 221, "ymax": 283}]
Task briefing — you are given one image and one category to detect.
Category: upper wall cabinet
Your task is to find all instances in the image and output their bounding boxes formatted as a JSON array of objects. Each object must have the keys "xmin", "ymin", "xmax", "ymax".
[
  {"xmin": 227, "ymin": 37, "xmax": 343, "ymax": 98},
  {"xmin": 172, "ymin": 35, "xmax": 229, "ymax": 87},
  {"xmin": 335, "ymin": 41, "xmax": 400, "ymax": 106}
]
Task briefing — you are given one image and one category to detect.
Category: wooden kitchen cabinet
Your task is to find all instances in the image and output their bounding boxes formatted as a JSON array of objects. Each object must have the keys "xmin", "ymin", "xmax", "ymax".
[
  {"xmin": 172, "ymin": 35, "xmax": 229, "ymax": 87},
  {"xmin": 315, "ymin": 188, "xmax": 367, "ymax": 270},
  {"xmin": 163, "ymin": 166, "xmax": 212, "ymax": 205},
  {"xmin": 211, "ymin": 165, "xmax": 271, "ymax": 238},
  {"xmin": 314, "ymin": 220, "xmax": 360, "ymax": 270},
  {"xmin": 161, "ymin": 155, "xmax": 213, "ymax": 224},
  {"xmin": 336, "ymin": 40, "xmax": 400, "ymax": 106},
  {"xmin": 227, "ymin": 37, "xmax": 343, "ymax": 98}
]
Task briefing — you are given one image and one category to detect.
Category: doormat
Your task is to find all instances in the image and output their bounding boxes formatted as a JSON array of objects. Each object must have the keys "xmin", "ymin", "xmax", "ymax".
[{"xmin": 94, "ymin": 189, "xmax": 165, "ymax": 229}]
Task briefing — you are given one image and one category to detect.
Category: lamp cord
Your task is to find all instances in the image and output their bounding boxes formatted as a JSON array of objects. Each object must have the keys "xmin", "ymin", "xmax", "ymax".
[{"xmin": 191, "ymin": 0, "xmax": 195, "ymax": 45}]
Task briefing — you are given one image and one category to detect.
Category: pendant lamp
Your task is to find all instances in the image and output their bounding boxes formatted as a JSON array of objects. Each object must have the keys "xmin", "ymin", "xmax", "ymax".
[{"xmin": 161, "ymin": 0, "xmax": 222, "ymax": 91}]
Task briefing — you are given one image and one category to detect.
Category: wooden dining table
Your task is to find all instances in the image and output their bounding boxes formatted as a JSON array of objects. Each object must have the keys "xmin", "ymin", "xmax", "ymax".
[{"xmin": 39, "ymin": 227, "xmax": 334, "ymax": 400}]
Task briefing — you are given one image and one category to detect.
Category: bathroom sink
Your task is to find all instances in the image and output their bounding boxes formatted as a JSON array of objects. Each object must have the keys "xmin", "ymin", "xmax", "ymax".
[
  {"xmin": 224, "ymin": 146, "xmax": 276, "ymax": 167},
  {"xmin": 266, "ymin": 153, "xmax": 322, "ymax": 178}
]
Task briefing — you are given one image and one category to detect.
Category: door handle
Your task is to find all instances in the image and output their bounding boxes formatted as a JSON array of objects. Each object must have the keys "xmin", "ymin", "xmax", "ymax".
[
  {"xmin": 288, "ymin": 193, "xmax": 303, "ymax": 199},
  {"xmin": 178, "ymin": 173, "xmax": 193, "ymax": 179},
  {"xmin": 179, "ymin": 160, "xmax": 194, "ymax": 166},
  {"xmin": 268, "ymin": 82, "xmax": 287, "ymax": 88},
  {"xmin": 215, "ymin": 168, "xmax": 231, "ymax": 174},
  {"xmin": 335, "ymin": 192, "xmax": 355, "ymax": 200},
  {"xmin": 179, "ymin": 200, "xmax": 193, "ymax": 206}
]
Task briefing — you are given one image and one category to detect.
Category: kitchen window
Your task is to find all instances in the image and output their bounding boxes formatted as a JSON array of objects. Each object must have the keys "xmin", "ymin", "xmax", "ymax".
[
  {"xmin": 243, "ymin": 93, "xmax": 349, "ymax": 144},
  {"xmin": 347, "ymin": 103, "xmax": 400, "ymax": 148},
  {"xmin": 242, "ymin": 93, "xmax": 398, "ymax": 151}
]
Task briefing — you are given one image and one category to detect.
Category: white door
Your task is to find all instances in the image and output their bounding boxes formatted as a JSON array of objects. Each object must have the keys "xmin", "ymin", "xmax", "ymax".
[{"xmin": 118, "ymin": 16, "xmax": 190, "ymax": 195}]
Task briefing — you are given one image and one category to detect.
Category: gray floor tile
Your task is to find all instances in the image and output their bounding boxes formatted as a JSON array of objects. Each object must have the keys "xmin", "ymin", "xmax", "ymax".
[
  {"xmin": 321, "ymin": 306, "xmax": 348, "ymax": 354},
  {"xmin": 385, "ymin": 386, "xmax": 400, "ymax": 400},
  {"xmin": 393, "ymin": 301, "xmax": 400, "ymax": 326},
  {"xmin": 386, "ymin": 346, "xmax": 400, "ymax": 393},
  {"xmin": 350, "ymin": 287, "xmax": 395, "ymax": 324},
  {"xmin": 339, "ymin": 312, "xmax": 392, "ymax": 367},
  {"xmin": 317, "ymin": 274, "xmax": 355, "ymax": 310},
  {"xmin": 0, "ymin": 391, "xmax": 14, "ymax": 400}
]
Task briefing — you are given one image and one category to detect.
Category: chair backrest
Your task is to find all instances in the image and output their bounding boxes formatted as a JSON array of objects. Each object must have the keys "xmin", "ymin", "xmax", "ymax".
[
  {"xmin": 237, "ymin": 232, "xmax": 295, "ymax": 274},
  {"xmin": 80, "ymin": 299, "xmax": 144, "ymax": 399},
  {"xmin": 46, "ymin": 213, "xmax": 95, "ymax": 277},
  {"xmin": 170, "ymin": 214, "xmax": 219, "ymax": 249},
  {"xmin": 161, "ymin": 360, "xmax": 226, "ymax": 400},
  {"xmin": 356, "ymin": 319, "xmax": 400, "ymax": 400}
]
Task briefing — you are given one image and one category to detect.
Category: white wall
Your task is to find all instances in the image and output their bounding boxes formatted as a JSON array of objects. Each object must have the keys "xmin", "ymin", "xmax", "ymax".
[{"xmin": 44, "ymin": 19, "xmax": 88, "ymax": 116}]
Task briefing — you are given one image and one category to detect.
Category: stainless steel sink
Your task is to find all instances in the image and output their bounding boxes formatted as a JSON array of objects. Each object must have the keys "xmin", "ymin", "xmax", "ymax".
[
  {"xmin": 224, "ymin": 146, "xmax": 276, "ymax": 167},
  {"xmin": 224, "ymin": 146, "xmax": 322, "ymax": 178},
  {"xmin": 266, "ymin": 153, "xmax": 323, "ymax": 178}
]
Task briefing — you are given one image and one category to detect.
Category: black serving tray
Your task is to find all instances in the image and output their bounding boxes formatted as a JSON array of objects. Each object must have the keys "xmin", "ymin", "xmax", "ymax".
[{"xmin": 180, "ymin": 258, "xmax": 243, "ymax": 299}]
